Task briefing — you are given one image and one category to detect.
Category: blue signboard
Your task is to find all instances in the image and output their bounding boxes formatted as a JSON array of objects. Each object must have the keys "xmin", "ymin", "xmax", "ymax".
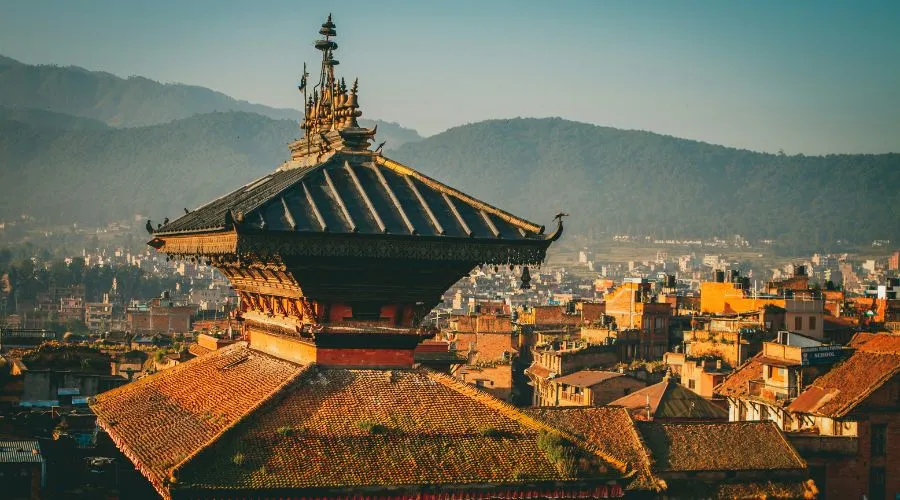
[{"xmin": 801, "ymin": 345, "xmax": 845, "ymax": 366}]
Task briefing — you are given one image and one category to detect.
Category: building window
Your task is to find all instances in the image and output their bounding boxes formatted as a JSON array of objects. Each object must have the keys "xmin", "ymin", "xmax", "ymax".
[
  {"xmin": 808, "ymin": 316, "xmax": 816, "ymax": 330},
  {"xmin": 869, "ymin": 466, "xmax": 885, "ymax": 500},
  {"xmin": 759, "ymin": 405, "xmax": 769, "ymax": 421},
  {"xmin": 871, "ymin": 423, "xmax": 887, "ymax": 457},
  {"xmin": 794, "ymin": 316, "xmax": 803, "ymax": 330},
  {"xmin": 688, "ymin": 379, "xmax": 696, "ymax": 390}
]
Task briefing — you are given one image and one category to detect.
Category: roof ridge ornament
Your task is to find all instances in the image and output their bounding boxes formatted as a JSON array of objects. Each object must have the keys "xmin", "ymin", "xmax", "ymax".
[{"xmin": 293, "ymin": 14, "xmax": 375, "ymax": 160}]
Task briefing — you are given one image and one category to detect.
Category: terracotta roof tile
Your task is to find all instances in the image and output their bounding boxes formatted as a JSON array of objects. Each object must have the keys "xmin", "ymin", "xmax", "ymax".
[
  {"xmin": 525, "ymin": 407, "xmax": 660, "ymax": 492},
  {"xmin": 610, "ymin": 380, "xmax": 727, "ymax": 420},
  {"xmin": 668, "ymin": 479, "xmax": 818, "ymax": 499},
  {"xmin": 552, "ymin": 370, "xmax": 625, "ymax": 388},
  {"xmin": 525, "ymin": 362, "xmax": 552, "ymax": 379},
  {"xmin": 175, "ymin": 368, "xmax": 625, "ymax": 492},
  {"xmin": 90, "ymin": 343, "xmax": 305, "ymax": 489},
  {"xmin": 786, "ymin": 336, "xmax": 900, "ymax": 417},
  {"xmin": 636, "ymin": 421, "xmax": 806, "ymax": 472},
  {"xmin": 715, "ymin": 354, "xmax": 764, "ymax": 399}
]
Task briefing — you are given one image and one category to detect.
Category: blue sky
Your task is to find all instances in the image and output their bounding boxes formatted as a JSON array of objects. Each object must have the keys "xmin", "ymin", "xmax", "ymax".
[{"xmin": 1, "ymin": 0, "xmax": 898, "ymax": 154}]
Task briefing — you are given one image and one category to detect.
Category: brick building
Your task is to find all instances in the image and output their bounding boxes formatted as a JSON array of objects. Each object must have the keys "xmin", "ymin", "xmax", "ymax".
[
  {"xmin": 84, "ymin": 294, "xmax": 114, "ymax": 333},
  {"xmin": 602, "ymin": 279, "xmax": 671, "ymax": 359},
  {"xmin": 532, "ymin": 369, "xmax": 645, "ymax": 407},
  {"xmin": 126, "ymin": 295, "xmax": 196, "ymax": 334},
  {"xmin": 717, "ymin": 332, "xmax": 900, "ymax": 499}
]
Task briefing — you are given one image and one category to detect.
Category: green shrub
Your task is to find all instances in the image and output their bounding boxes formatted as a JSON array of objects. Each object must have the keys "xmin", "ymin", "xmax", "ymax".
[{"xmin": 357, "ymin": 420, "xmax": 387, "ymax": 434}]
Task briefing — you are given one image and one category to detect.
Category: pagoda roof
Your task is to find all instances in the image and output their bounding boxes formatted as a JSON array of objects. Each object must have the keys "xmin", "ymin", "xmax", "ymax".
[
  {"xmin": 91, "ymin": 343, "xmax": 629, "ymax": 498},
  {"xmin": 155, "ymin": 150, "xmax": 553, "ymax": 239},
  {"xmin": 147, "ymin": 13, "xmax": 562, "ymax": 266}
]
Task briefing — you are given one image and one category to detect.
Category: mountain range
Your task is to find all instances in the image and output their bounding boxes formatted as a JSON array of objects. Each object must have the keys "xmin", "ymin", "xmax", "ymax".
[{"xmin": 1, "ymin": 54, "xmax": 898, "ymax": 252}]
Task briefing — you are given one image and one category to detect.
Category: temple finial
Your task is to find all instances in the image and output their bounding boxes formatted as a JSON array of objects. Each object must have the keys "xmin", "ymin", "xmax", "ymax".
[{"xmin": 291, "ymin": 15, "xmax": 376, "ymax": 158}]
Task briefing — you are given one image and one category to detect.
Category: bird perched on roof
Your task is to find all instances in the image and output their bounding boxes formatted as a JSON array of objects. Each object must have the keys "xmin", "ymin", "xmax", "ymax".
[
  {"xmin": 184, "ymin": 208, "xmax": 190, "ymax": 214},
  {"xmin": 145, "ymin": 220, "xmax": 154, "ymax": 234},
  {"xmin": 375, "ymin": 141, "xmax": 386, "ymax": 154},
  {"xmin": 163, "ymin": 217, "xmax": 169, "ymax": 225}
]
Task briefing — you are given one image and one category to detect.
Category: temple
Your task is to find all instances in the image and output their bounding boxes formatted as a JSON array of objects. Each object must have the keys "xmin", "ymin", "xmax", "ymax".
[
  {"xmin": 90, "ymin": 16, "xmax": 814, "ymax": 500},
  {"xmin": 144, "ymin": 14, "xmax": 559, "ymax": 369}
]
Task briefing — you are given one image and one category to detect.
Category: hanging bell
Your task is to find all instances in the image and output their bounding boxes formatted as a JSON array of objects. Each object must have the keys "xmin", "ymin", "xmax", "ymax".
[{"xmin": 520, "ymin": 266, "xmax": 532, "ymax": 290}]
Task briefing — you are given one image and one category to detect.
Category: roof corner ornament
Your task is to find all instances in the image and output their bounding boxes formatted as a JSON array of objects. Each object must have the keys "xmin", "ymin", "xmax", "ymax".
[{"xmin": 549, "ymin": 212, "xmax": 568, "ymax": 241}]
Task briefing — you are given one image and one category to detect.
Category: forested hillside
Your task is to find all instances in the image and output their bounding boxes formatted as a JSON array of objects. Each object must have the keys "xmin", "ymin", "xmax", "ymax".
[
  {"xmin": 392, "ymin": 118, "xmax": 900, "ymax": 250},
  {"xmin": 0, "ymin": 111, "xmax": 296, "ymax": 225},
  {"xmin": 2, "ymin": 51, "xmax": 898, "ymax": 252},
  {"xmin": 0, "ymin": 55, "xmax": 422, "ymax": 146}
]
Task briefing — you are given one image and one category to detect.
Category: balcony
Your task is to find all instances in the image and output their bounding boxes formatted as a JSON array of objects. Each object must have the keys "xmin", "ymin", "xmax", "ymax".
[
  {"xmin": 786, "ymin": 434, "xmax": 859, "ymax": 457},
  {"xmin": 748, "ymin": 379, "xmax": 798, "ymax": 402},
  {"xmin": 559, "ymin": 391, "xmax": 586, "ymax": 405}
]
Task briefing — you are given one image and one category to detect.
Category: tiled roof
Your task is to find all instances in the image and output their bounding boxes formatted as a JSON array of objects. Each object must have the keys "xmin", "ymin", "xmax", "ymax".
[
  {"xmin": 715, "ymin": 354, "xmax": 764, "ymax": 399},
  {"xmin": 553, "ymin": 370, "xmax": 626, "ymax": 388},
  {"xmin": 846, "ymin": 331, "xmax": 878, "ymax": 348},
  {"xmin": 174, "ymin": 367, "xmax": 625, "ymax": 492},
  {"xmin": 94, "ymin": 350, "xmax": 629, "ymax": 497},
  {"xmin": 636, "ymin": 421, "xmax": 806, "ymax": 472},
  {"xmin": 786, "ymin": 333, "xmax": 900, "ymax": 417},
  {"xmin": 525, "ymin": 362, "xmax": 552, "ymax": 379},
  {"xmin": 0, "ymin": 440, "xmax": 42, "ymax": 463},
  {"xmin": 90, "ymin": 343, "xmax": 306, "ymax": 489},
  {"xmin": 669, "ymin": 479, "xmax": 818, "ymax": 499},
  {"xmin": 156, "ymin": 151, "xmax": 548, "ymax": 242},
  {"xmin": 187, "ymin": 343, "xmax": 212, "ymax": 357},
  {"xmin": 525, "ymin": 407, "xmax": 660, "ymax": 492},
  {"xmin": 609, "ymin": 379, "xmax": 727, "ymax": 420}
]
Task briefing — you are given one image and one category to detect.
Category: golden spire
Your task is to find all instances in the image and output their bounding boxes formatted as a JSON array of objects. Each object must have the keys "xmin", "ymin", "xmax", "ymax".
[{"xmin": 294, "ymin": 14, "xmax": 375, "ymax": 158}]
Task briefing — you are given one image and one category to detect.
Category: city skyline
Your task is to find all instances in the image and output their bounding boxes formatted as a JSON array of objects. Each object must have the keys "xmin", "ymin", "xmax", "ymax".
[{"xmin": 1, "ymin": 0, "xmax": 899, "ymax": 154}]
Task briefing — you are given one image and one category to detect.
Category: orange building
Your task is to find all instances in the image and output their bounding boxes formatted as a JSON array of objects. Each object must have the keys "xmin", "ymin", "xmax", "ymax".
[{"xmin": 700, "ymin": 280, "xmax": 785, "ymax": 315}]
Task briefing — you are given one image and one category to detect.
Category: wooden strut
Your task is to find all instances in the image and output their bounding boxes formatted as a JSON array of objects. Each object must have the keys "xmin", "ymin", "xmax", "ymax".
[
  {"xmin": 480, "ymin": 209, "xmax": 501, "ymax": 238},
  {"xmin": 377, "ymin": 156, "xmax": 544, "ymax": 234},
  {"xmin": 344, "ymin": 160, "xmax": 386, "ymax": 233},
  {"xmin": 322, "ymin": 168, "xmax": 357, "ymax": 232},
  {"xmin": 257, "ymin": 211, "xmax": 267, "ymax": 229},
  {"xmin": 302, "ymin": 181, "xmax": 328, "ymax": 231},
  {"xmin": 280, "ymin": 197, "xmax": 297, "ymax": 230},
  {"xmin": 405, "ymin": 176, "xmax": 444, "ymax": 235},
  {"xmin": 442, "ymin": 192, "xmax": 473, "ymax": 237},
  {"xmin": 373, "ymin": 164, "xmax": 416, "ymax": 234}
]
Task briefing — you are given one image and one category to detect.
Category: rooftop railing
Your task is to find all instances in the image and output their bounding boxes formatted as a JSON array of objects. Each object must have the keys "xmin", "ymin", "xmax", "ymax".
[{"xmin": 748, "ymin": 379, "xmax": 799, "ymax": 402}]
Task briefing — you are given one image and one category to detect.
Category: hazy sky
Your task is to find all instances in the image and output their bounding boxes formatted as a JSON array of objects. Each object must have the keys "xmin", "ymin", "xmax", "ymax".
[{"xmin": 1, "ymin": 0, "xmax": 898, "ymax": 154}]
